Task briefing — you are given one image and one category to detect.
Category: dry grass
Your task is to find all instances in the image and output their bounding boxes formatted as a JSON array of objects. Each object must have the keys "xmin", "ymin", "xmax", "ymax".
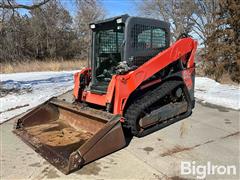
[
  {"xmin": 1, "ymin": 59, "xmax": 238, "ymax": 86},
  {"xmin": 1, "ymin": 59, "xmax": 87, "ymax": 74}
]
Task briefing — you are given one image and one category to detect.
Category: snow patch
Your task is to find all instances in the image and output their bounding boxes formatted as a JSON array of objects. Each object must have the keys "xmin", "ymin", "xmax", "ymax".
[
  {"xmin": 0, "ymin": 71, "xmax": 78, "ymax": 123},
  {"xmin": 195, "ymin": 77, "xmax": 240, "ymax": 110},
  {"xmin": 0, "ymin": 80, "xmax": 32, "ymax": 97}
]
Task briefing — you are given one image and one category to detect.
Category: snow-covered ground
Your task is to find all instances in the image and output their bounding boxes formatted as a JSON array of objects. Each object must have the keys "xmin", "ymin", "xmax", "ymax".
[
  {"xmin": 0, "ymin": 71, "xmax": 77, "ymax": 123},
  {"xmin": 195, "ymin": 77, "xmax": 239, "ymax": 110},
  {"xmin": 0, "ymin": 71, "xmax": 239, "ymax": 124}
]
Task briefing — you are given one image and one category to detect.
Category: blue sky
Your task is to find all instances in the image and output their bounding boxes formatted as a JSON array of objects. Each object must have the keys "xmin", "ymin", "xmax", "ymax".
[
  {"xmin": 16, "ymin": 0, "xmax": 138, "ymax": 17},
  {"xmin": 102, "ymin": 0, "xmax": 137, "ymax": 17}
]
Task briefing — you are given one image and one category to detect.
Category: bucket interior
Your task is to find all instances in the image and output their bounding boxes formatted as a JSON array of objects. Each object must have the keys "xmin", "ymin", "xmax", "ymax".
[{"xmin": 19, "ymin": 103, "xmax": 108, "ymax": 160}]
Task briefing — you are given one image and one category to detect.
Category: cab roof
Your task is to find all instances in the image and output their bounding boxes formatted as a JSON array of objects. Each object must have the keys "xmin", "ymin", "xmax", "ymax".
[{"xmin": 90, "ymin": 14, "xmax": 129, "ymax": 25}]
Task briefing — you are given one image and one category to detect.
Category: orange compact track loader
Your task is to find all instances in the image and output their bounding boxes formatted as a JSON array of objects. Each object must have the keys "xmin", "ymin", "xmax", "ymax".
[{"xmin": 13, "ymin": 14, "xmax": 197, "ymax": 174}]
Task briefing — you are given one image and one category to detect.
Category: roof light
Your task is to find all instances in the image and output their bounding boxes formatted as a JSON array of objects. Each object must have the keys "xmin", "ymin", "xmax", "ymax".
[
  {"xmin": 116, "ymin": 18, "xmax": 122, "ymax": 24},
  {"xmin": 90, "ymin": 24, "xmax": 96, "ymax": 29}
]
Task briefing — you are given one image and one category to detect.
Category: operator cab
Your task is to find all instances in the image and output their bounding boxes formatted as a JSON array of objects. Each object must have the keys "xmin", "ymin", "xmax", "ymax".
[{"xmin": 89, "ymin": 14, "xmax": 170, "ymax": 94}]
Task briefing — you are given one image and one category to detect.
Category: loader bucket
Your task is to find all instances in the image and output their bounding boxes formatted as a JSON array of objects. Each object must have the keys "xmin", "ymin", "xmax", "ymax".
[{"xmin": 13, "ymin": 98, "xmax": 126, "ymax": 174}]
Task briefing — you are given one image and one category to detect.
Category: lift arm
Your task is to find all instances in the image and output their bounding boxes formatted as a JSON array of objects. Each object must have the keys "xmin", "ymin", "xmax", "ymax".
[{"xmin": 113, "ymin": 37, "xmax": 197, "ymax": 114}]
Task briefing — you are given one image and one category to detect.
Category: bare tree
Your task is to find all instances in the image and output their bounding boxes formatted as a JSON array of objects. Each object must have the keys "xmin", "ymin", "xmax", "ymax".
[
  {"xmin": 190, "ymin": 0, "xmax": 219, "ymax": 44},
  {"xmin": 138, "ymin": 0, "xmax": 197, "ymax": 41},
  {"xmin": 138, "ymin": 0, "xmax": 218, "ymax": 44},
  {"xmin": 0, "ymin": 0, "xmax": 79, "ymax": 62},
  {"xmin": 0, "ymin": 0, "xmax": 50, "ymax": 10},
  {"xmin": 30, "ymin": 0, "xmax": 73, "ymax": 58},
  {"xmin": 74, "ymin": 0, "xmax": 105, "ymax": 59}
]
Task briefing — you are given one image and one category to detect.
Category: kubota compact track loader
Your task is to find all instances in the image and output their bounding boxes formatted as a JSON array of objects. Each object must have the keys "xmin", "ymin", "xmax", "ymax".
[{"xmin": 13, "ymin": 14, "xmax": 197, "ymax": 174}]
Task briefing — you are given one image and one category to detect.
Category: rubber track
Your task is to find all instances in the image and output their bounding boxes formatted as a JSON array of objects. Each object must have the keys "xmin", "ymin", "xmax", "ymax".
[{"xmin": 124, "ymin": 80, "xmax": 183, "ymax": 136}]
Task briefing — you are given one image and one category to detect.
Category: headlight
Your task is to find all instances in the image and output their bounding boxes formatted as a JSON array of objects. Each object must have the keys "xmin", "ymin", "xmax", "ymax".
[
  {"xmin": 90, "ymin": 24, "xmax": 96, "ymax": 29},
  {"xmin": 116, "ymin": 18, "xmax": 122, "ymax": 24}
]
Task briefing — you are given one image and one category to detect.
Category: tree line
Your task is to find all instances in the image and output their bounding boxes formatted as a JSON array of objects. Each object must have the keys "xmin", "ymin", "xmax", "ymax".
[
  {"xmin": 0, "ymin": 0, "xmax": 239, "ymax": 82},
  {"xmin": 0, "ymin": 0, "xmax": 105, "ymax": 62}
]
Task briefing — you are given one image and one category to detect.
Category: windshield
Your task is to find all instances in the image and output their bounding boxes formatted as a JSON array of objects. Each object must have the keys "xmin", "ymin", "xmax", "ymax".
[{"xmin": 95, "ymin": 28, "xmax": 124, "ymax": 82}]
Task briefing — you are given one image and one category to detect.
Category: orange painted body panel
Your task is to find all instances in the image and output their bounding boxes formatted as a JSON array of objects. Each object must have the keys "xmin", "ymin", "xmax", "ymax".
[
  {"xmin": 73, "ymin": 38, "xmax": 197, "ymax": 115},
  {"xmin": 73, "ymin": 72, "xmax": 81, "ymax": 98},
  {"xmin": 73, "ymin": 68, "xmax": 91, "ymax": 100},
  {"xmin": 105, "ymin": 75, "xmax": 117, "ymax": 104},
  {"xmin": 83, "ymin": 91, "xmax": 106, "ymax": 106},
  {"xmin": 73, "ymin": 73, "xmax": 117, "ymax": 107}
]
